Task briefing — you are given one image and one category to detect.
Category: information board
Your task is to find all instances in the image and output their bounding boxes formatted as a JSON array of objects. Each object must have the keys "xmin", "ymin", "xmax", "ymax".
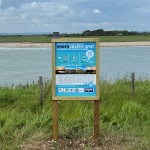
[{"xmin": 52, "ymin": 38, "xmax": 99, "ymax": 100}]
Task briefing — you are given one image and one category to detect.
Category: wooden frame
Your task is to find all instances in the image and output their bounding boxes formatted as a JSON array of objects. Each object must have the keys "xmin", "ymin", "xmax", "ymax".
[
  {"xmin": 52, "ymin": 38, "xmax": 100, "ymax": 140},
  {"xmin": 52, "ymin": 38, "xmax": 100, "ymax": 100}
]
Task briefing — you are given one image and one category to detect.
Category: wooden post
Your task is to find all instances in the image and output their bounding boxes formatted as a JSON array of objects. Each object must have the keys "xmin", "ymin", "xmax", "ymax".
[
  {"xmin": 52, "ymin": 100, "xmax": 59, "ymax": 140},
  {"xmin": 94, "ymin": 100, "xmax": 100, "ymax": 140},
  {"xmin": 39, "ymin": 76, "xmax": 44, "ymax": 108},
  {"xmin": 131, "ymin": 72, "xmax": 135, "ymax": 96},
  {"xmin": 44, "ymin": 81, "xmax": 47, "ymax": 87},
  {"xmin": 11, "ymin": 84, "xmax": 14, "ymax": 89},
  {"xmin": 27, "ymin": 82, "xmax": 29, "ymax": 88}
]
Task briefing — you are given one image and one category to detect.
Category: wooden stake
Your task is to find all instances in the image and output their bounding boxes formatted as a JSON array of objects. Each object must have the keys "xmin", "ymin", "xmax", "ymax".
[
  {"xmin": 39, "ymin": 76, "xmax": 44, "ymax": 108},
  {"xmin": 131, "ymin": 72, "xmax": 135, "ymax": 96},
  {"xmin": 94, "ymin": 100, "xmax": 100, "ymax": 140},
  {"xmin": 53, "ymin": 100, "xmax": 59, "ymax": 140}
]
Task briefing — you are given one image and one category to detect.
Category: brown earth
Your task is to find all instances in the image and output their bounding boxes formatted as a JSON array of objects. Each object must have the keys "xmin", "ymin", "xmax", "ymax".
[{"xmin": 21, "ymin": 135, "xmax": 128, "ymax": 150}]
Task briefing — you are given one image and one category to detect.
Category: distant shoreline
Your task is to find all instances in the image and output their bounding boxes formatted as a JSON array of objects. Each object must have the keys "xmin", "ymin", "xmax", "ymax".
[{"xmin": 1, "ymin": 41, "xmax": 150, "ymax": 48}]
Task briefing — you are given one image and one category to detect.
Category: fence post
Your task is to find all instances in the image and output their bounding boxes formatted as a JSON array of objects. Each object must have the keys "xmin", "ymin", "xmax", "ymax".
[
  {"xmin": 27, "ymin": 82, "xmax": 29, "ymax": 88},
  {"xmin": 131, "ymin": 72, "xmax": 135, "ymax": 96},
  {"xmin": 39, "ymin": 76, "xmax": 44, "ymax": 108}
]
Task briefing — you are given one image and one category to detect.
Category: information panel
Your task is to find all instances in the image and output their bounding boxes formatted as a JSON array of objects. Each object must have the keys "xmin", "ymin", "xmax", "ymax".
[{"xmin": 52, "ymin": 38, "xmax": 99, "ymax": 100}]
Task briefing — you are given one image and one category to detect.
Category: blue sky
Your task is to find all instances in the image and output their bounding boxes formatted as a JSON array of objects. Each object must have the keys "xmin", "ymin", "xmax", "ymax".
[{"xmin": 0, "ymin": 0, "xmax": 150, "ymax": 33}]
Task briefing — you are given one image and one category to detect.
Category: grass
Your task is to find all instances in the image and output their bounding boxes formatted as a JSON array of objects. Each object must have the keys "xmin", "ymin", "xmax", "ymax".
[
  {"xmin": 1, "ymin": 35, "xmax": 150, "ymax": 43},
  {"xmin": 0, "ymin": 35, "xmax": 51, "ymax": 43},
  {"xmin": 99, "ymin": 35, "xmax": 150, "ymax": 42},
  {"xmin": 0, "ymin": 78, "xmax": 150, "ymax": 149}
]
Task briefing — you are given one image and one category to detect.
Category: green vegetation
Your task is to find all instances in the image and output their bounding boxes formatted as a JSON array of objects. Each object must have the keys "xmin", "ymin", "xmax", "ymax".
[
  {"xmin": 1, "ymin": 29, "xmax": 150, "ymax": 43},
  {"xmin": 0, "ymin": 78, "xmax": 150, "ymax": 149},
  {"xmin": 1, "ymin": 35, "xmax": 150, "ymax": 43},
  {"xmin": 99, "ymin": 35, "xmax": 150, "ymax": 42},
  {"xmin": 0, "ymin": 35, "xmax": 51, "ymax": 43},
  {"xmin": 81, "ymin": 29, "xmax": 150, "ymax": 36}
]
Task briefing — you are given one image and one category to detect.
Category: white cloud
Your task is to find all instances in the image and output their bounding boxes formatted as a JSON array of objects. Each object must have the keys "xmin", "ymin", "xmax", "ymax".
[
  {"xmin": 136, "ymin": 6, "xmax": 150, "ymax": 13},
  {"xmin": 19, "ymin": 2, "xmax": 73, "ymax": 18},
  {"xmin": 0, "ymin": 0, "xmax": 2, "ymax": 9},
  {"xmin": 31, "ymin": 1, "xmax": 38, "ymax": 9},
  {"xmin": 0, "ymin": 1, "xmax": 84, "ymax": 33},
  {"xmin": 0, "ymin": 0, "xmax": 150, "ymax": 33},
  {"xmin": 0, "ymin": 2, "xmax": 74, "ymax": 25},
  {"xmin": 93, "ymin": 9, "xmax": 102, "ymax": 14}
]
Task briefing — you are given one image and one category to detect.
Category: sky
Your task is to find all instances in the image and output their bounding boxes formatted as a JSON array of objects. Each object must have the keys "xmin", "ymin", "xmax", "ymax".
[{"xmin": 0, "ymin": 0, "xmax": 150, "ymax": 34}]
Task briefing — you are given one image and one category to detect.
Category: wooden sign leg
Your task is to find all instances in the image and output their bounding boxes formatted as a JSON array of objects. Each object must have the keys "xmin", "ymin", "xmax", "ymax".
[
  {"xmin": 52, "ymin": 100, "xmax": 59, "ymax": 140},
  {"xmin": 94, "ymin": 100, "xmax": 100, "ymax": 140}
]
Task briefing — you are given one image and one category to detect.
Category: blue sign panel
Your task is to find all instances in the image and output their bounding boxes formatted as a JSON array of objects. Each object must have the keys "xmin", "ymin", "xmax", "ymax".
[{"xmin": 55, "ymin": 42, "xmax": 96, "ymax": 97}]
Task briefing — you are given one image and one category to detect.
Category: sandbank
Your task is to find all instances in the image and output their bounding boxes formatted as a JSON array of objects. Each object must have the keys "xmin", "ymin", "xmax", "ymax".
[{"xmin": 0, "ymin": 41, "xmax": 150, "ymax": 48}]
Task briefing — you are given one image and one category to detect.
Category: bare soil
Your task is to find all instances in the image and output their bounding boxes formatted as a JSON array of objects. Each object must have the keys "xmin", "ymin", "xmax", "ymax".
[{"xmin": 22, "ymin": 135, "xmax": 127, "ymax": 150}]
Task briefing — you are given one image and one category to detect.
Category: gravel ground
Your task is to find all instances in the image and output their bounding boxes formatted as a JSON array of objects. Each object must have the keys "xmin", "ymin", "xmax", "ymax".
[{"xmin": 22, "ymin": 135, "xmax": 127, "ymax": 150}]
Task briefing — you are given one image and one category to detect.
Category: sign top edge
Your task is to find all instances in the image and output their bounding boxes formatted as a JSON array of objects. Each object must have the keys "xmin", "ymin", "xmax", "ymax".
[{"xmin": 51, "ymin": 38, "xmax": 99, "ymax": 43}]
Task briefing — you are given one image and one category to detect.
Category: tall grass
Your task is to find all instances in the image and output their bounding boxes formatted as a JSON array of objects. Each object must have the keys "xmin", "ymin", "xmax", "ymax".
[{"xmin": 0, "ymin": 78, "xmax": 150, "ymax": 149}]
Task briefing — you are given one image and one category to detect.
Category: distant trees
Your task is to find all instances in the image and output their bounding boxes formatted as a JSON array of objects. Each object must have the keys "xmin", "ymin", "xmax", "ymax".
[
  {"xmin": 82, "ymin": 29, "xmax": 105, "ymax": 36},
  {"xmin": 81, "ymin": 29, "xmax": 142, "ymax": 36},
  {"xmin": 44, "ymin": 30, "xmax": 150, "ymax": 37}
]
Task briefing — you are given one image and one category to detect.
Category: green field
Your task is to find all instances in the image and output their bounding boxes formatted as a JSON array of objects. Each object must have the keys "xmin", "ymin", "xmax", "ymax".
[
  {"xmin": 99, "ymin": 35, "xmax": 150, "ymax": 42},
  {"xmin": 0, "ymin": 77, "xmax": 150, "ymax": 149},
  {"xmin": 0, "ymin": 35, "xmax": 51, "ymax": 43},
  {"xmin": 1, "ymin": 35, "xmax": 150, "ymax": 43}
]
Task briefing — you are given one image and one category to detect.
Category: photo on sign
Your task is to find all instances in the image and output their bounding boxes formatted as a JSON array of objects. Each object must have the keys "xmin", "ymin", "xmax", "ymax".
[{"xmin": 56, "ymin": 66, "xmax": 96, "ymax": 74}]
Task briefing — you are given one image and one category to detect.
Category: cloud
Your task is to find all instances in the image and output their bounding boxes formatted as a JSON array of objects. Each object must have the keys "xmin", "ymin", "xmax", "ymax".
[
  {"xmin": 93, "ymin": 9, "xmax": 102, "ymax": 14},
  {"xmin": 19, "ymin": 2, "xmax": 72, "ymax": 16},
  {"xmin": 0, "ymin": 1, "xmax": 94, "ymax": 32},
  {"xmin": 0, "ymin": 2, "xmax": 74, "ymax": 25},
  {"xmin": 0, "ymin": 0, "xmax": 2, "ymax": 8},
  {"xmin": 0, "ymin": 0, "xmax": 150, "ymax": 33},
  {"xmin": 136, "ymin": 6, "xmax": 150, "ymax": 13},
  {"xmin": 31, "ymin": 1, "xmax": 38, "ymax": 9}
]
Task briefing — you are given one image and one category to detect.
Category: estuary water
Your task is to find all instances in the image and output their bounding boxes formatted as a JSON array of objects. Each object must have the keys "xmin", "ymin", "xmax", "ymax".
[{"xmin": 0, "ymin": 46, "xmax": 150, "ymax": 86}]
